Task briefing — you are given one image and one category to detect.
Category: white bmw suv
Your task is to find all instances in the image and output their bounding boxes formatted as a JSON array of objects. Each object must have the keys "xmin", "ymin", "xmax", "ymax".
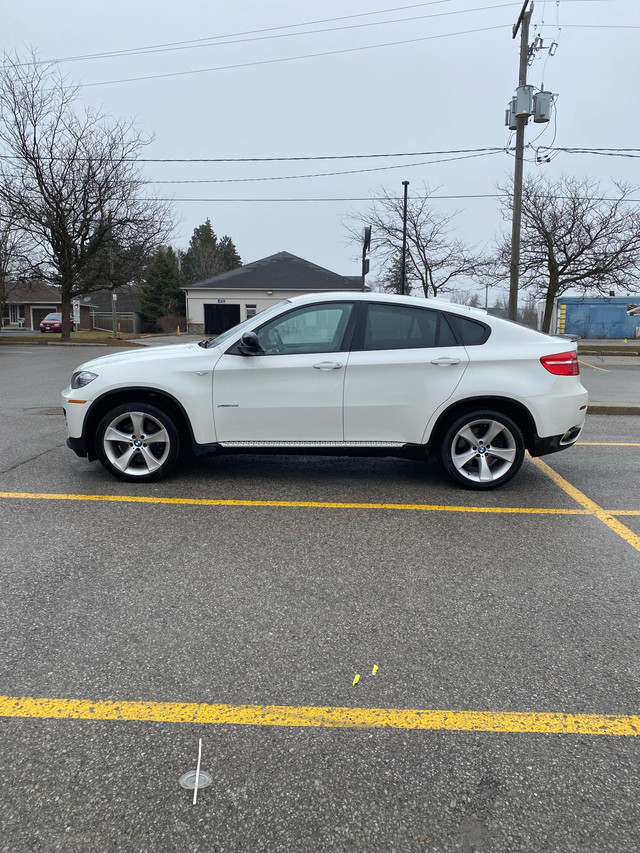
[{"xmin": 62, "ymin": 292, "xmax": 588, "ymax": 490}]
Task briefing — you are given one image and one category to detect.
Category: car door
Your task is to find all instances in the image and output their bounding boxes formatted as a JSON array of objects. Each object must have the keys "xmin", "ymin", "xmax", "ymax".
[
  {"xmin": 343, "ymin": 302, "xmax": 469, "ymax": 444},
  {"xmin": 213, "ymin": 301, "xmax": 356, "ymax": 443}
]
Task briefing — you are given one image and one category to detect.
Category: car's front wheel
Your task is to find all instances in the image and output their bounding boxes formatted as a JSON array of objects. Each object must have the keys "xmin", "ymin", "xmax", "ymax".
[
  {"xmin": 96, "ymin": 403, "xmax": 180, "ymax": 482},
  {"xmin": 441, "ymin": 410, "xmax": 524, "ymax": 490}
]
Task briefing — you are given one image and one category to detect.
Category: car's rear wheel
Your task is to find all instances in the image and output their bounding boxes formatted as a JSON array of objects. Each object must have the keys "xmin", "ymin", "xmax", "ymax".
[
  {"xmin": 96, "ymin": 403, "xmax": 180, "ymax": 482},
  {"xmin": 441, "ymin": 410, "xmax": 524, "ymax": 490}
]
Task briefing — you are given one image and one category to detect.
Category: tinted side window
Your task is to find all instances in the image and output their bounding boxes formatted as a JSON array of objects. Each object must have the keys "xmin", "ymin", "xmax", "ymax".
[
  {"xmin": 446, "ymin": 314, "xmax": 490, "ymax": 345},
  {"xmin": 256, "ymin": 303, "xmax": 354, "ymax": 354},
  {"xmin": 363, "ymin": 304, "xmax": 454, "ymax": 350}
]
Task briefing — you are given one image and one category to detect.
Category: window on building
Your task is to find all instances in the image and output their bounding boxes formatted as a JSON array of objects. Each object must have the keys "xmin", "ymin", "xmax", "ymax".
[{"xmin": 245, "ymin": 304, "xmax": 257, "ymax": 319}]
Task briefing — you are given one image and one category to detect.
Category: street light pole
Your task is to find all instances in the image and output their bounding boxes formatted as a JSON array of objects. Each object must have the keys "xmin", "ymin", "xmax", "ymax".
[{"xmin": 401, "ymin": 180, "xmax": 409, "ymax": 295}]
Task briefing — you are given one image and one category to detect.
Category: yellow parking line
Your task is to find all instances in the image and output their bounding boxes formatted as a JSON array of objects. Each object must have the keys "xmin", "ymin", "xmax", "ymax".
[
  {"xmin": 529, "ymin": 457, "xmax": 640, "ymax": 553},
  {"xmin": 576, "ymin": 442, "xmax": 640, "ymax": 446},
  {"xmin": 578, "ymin": 359, "xmax": 609, "ymax": 371},
  {"xmin": 0, "ymin": 491, "xmax": 589, "ymax": 515},
  {"xmin": 0, "ymin": 695, "xmax": 638, "ymax": 736}
]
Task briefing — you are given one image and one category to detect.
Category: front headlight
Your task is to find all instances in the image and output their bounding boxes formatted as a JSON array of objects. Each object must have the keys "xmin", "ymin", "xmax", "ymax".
[{"xmin": 71, "ymin": 370, "xmax": 98, "ymax": 389}]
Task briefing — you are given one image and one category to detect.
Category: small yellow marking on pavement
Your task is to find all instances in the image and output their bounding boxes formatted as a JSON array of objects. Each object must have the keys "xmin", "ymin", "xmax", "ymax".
[
  {"xmin": 576, "ymin": 442, "xmax": 640, "ymax": 447},
  {"xmin": 0, "ymin": 695, "xmax": 638, "ymax": 736},
  {"xmin": 0, "ymin": 491, "xmax": 589, "ymax": 515},
  {"xmin": 529, "ymin": 457, "xmax": 640, "ymax": 553},
  {"xmin": 578, "ymin": 359, "xmax": 609, "ymax": 372}
]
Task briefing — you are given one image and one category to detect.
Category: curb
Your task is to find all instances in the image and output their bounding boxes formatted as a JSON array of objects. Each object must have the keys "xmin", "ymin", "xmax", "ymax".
[
  {"xmin": 0, "ymin": 339, "xmax": 143, "ymax": 348},
  {"xmin": 587, "ymin": 403, "xmax": 640, "ymax": 416},
  {"xmin": 580, "ymin": 350, "xmax": 640, "ymax": 357}
]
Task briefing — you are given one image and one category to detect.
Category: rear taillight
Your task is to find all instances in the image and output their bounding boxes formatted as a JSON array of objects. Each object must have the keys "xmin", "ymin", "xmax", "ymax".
[{"xmin": 540, "ymin": 350, "xmax": 579, "ymax": 376}]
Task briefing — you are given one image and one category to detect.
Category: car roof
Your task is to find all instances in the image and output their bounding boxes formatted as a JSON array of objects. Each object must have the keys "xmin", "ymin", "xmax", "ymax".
[
  {"xmin": 285, "ymin": 290, "xmax": 489, "ymax": 319},
  {"xmin": 281, "ymin": 290, "xmax": 562, "ymax": 346}
]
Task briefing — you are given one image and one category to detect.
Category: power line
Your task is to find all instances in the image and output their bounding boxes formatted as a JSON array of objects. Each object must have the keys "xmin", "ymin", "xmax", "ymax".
[
  {"xmin": 123, "ymin": 146, "xmax": 507, "ymax": 163},
  {"xmin": 150, "ymin": 194, "xmax": 503, "ymax": 202},
  {"xmin": 3, "ymin": 145, "xmax": 639, "ymax": 165},
  {"xmin": 82, "ymin": 25, "xmax": 509, "ymax": 87},
  {"xmin": 41, "ymin": 3, "xmax": 518, "ymax": 65},
  {"xmin": 147, "ymin": 194, "xmax": 640, "ymax": 203},
  {"xmin": 146, "ymin": 150, "xmax": 506, "ymax": 183},
  {"xmin": 24, "ymin": 1, "xmax": 632, "ymax": 68},
  {"xmin": 546, "ymin": 147, "xmax": 640, "ymax": 159},
  {"xmin": 37, "ymin": 1, "xmax": 455, "ymax": 64}
]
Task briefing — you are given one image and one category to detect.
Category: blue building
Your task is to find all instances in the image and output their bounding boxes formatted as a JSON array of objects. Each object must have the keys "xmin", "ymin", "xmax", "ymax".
[{"xmin": 557, "ymin": 296, "xmax": 640, "ymax": 339}]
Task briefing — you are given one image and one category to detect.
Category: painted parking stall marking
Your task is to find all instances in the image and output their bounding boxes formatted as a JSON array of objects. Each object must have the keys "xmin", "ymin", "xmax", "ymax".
[
  {"xmin": 0, "ymin": 490, "xmax": 592, "ymax": 515},
  {"xmin": 1, "ymin": 695, "xmax": 638, "ymax": 737},
  {"xmin": 528, "ymin": 456, "xmax": 640, "ymax": 553}
]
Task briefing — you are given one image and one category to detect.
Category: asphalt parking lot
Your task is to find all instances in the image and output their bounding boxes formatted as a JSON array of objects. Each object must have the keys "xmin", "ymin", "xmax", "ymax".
[{"xmin": 0, "ymin": 343, "xmax": 639, "ymax": 852}]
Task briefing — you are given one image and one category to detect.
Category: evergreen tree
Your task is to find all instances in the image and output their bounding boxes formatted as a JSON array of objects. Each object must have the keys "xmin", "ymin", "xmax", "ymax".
[
  {"xmin": 140, "ymin": 246, "xmax": 185, "ymax": 331},
  {"xmin": 180, "ymin": 219, "xmax": 242, "ymax": 284},
  {"xmin": 180, "ymin": 219, "xmax": 219, "ymax": 284},
  {"xmin": 379, "ymin": 252, "xmax": 411, "ymax": 294},
  {"xmin": 217, "ymin": 234, "xmax": 242, "ymax": 272},
  {"xmin": 467, "ymin": 293, "xmax": 482, "ymax": 308}
]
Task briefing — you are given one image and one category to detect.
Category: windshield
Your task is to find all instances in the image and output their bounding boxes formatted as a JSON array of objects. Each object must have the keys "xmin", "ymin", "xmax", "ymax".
[{"xmin": 201, "ymin": 300, "xmax": 290, "ymax": 348}]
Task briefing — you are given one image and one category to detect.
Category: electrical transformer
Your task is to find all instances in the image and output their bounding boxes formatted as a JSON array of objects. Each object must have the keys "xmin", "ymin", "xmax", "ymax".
[{"xmin": 533, "ymin": 91, "xmax": 553, "ymax": 123}]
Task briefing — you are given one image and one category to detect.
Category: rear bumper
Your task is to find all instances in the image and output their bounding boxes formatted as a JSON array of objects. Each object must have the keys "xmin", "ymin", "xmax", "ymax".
[
  {"xmin": 528, "ymin": 424, "xmax": 584, "ymax": 458},
  {"xmin": 66, "ymin": 436, "xmax": 87, "ymax": 458}
]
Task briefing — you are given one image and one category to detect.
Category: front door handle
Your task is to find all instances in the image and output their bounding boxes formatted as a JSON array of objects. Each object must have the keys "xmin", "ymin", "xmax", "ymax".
[
  {"xmin": 430, "ymin": 357, "xmax": 461, "ymax": 366},
  {"xmin": 313, "ymin": 361, "xmax": 343, "ymax": 370}
]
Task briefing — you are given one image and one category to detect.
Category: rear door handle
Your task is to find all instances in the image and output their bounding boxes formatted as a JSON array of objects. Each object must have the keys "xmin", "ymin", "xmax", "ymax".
[
  {"xmin": 313, "ymin": 361, "xmax": 343, "ymax": 370},
  {"xmin": 430, "ymin": 357, "xmax": 461, "ymax": 366}
]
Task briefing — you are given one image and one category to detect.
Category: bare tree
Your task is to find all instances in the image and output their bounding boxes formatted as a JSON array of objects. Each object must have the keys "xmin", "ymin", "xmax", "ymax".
[
  {"xmin": 448, "ymin": 288, "xmax": 482, "ymax": 307},
  {"xmin": 496, "ymin": 174, "xmax": 640, "ymax": 332},
  {"xmin": 0, "ymin": 210, "xmax": 29, "ymax": 324},
  {"xmin": 346, "ymin": 186, "xmax": 483, "ymax": 299},
  {"xmin": 0, "ymin": 51, "xmax": 174, "ymax": 339}
]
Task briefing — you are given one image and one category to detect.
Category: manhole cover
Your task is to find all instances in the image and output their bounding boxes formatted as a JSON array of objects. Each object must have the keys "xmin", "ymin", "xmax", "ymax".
[{"xmin": 179, "ymin": 770, "xmax": 213, "ymax": 790}]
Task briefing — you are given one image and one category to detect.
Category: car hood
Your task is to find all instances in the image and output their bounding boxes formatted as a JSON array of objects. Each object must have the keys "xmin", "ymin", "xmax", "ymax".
[{"xmin": 74, "ymin": 342, "xmax": 208, "ymax": 374}]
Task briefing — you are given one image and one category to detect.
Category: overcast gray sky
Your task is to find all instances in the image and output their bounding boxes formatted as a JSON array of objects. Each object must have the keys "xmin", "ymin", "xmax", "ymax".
[{"xmin": 3, "ymin": 0, "xmax": 639, "ymax": 287}]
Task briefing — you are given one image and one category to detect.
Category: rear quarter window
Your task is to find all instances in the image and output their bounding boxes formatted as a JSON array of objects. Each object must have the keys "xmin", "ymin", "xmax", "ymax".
[{"xmin": 446, "ymin": 313, "xmax": 490, "ymax": 345}]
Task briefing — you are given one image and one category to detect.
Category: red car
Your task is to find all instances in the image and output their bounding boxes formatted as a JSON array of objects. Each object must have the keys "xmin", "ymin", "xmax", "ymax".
[{"xmin": 40, "ymin": 313, "xmax": 76, "ymax": 333}]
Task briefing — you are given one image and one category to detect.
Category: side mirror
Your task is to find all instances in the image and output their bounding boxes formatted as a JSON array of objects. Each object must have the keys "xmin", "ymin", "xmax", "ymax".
[{"xmin": 237, "ymin": 331, "xmax": 261, "ymax": 356}]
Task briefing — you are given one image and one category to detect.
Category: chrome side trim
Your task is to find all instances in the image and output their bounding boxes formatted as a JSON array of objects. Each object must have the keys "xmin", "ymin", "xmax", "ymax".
[{"xmin": 218, "ymin": 440, "xmax": 406, "ymax": 448}]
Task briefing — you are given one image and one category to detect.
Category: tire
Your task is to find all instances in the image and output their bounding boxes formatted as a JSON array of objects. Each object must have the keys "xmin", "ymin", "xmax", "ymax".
[
  {"xmin": 441, "ymin": 410, "xmax": 525, "ymax": 490},
  {"xmin": 96, "ymin": 403, "xmax": 180, "ymax": 482}
]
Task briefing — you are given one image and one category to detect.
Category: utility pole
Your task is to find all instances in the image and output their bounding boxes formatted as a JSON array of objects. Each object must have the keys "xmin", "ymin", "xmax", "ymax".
[
  {"xmin": 401, "ymin": 180, "xmax": 409, "ymax": 295},
  {"xmin": 508, "ymin": 1, "xmax": 533, "ymax": 322}
]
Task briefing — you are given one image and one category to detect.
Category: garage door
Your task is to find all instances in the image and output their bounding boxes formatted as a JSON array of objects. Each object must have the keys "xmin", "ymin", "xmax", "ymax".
[
  {"xmin": 204, "ymin": 303, "xmax": 241, "ymax": 335},
  {"xmin": 31, "ymin": 308, "xmax": 53, "ymax": 330}
]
